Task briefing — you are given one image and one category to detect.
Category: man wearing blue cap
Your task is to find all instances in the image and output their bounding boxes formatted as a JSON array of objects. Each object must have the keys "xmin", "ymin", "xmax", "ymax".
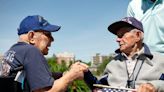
[
  {"xmin": 84, "ymin": 17, "xmax": 164, "ymax": 92},
  {"xmin": 1, "ymin": 15, "xmax": 88, "ymax": 92}
]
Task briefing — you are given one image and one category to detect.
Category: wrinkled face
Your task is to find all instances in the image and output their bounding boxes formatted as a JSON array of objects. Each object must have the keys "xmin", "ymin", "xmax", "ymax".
[
  {"xmin": 116, "ymin": 27, "xmax": 139, "ymax": 54},
  {"xmin": 33, "ymin": 31, "xmax": 54, "ymax": 55}
]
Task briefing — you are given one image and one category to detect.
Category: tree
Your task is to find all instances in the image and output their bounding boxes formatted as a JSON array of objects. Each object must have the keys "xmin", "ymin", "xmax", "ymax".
[{"xmin": 96, "ymin": 56, "xmax": 113, "ymax": 76}]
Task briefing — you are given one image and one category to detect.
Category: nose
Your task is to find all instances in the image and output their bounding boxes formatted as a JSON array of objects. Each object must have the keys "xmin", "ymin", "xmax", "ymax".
[{"xmin": 116, "ymin": 37, "xmax": 122, "ymax": 42}]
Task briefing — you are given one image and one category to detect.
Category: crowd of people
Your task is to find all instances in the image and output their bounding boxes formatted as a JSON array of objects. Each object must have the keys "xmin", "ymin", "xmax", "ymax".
[{"xmin": 0, "ymin": 0, "xmax": 164, "ymax": 92}]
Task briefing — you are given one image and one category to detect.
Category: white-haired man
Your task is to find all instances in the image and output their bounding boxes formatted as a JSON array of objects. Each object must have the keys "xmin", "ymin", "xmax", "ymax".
[{"xmin": 84, "ymin": 17, "xmax": 164, "ymax": 92}]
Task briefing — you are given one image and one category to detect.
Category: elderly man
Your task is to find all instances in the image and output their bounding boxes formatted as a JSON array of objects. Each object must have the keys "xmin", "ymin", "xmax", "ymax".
[
  {"xmin": 1, "ymin": 15, "xmax": 88, "ymax": 92},
  {"xmin": 84, "ymin": 17, "xmax": 164, "ymax": 92}
]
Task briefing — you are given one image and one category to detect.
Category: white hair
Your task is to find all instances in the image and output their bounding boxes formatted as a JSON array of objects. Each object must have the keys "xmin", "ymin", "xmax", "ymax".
[{"xmin": 130, "ymin": 28, "xmax": 144, "ymax": 41}]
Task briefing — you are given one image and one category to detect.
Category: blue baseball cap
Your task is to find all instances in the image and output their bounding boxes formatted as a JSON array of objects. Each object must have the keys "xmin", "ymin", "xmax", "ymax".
[
  {"xmin": 17, "ymin": 15, "xmax": 61, "ymax": 35},
  {"xmin": 108, "ymin": 17, "xmax": 143, "ymax": 35}
]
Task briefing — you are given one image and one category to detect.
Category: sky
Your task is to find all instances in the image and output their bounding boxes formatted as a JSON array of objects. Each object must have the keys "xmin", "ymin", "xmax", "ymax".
[{"xmin": 0, "ymin": 0, "xmax": 130, "ymax": 62}]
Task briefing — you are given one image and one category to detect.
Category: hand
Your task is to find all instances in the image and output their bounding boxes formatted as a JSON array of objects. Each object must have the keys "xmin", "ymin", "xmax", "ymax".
[
  {"xmin": 137, "ymin": 83, "xmax": 156, "ymax": 92},
  {"xmin": 67, "ymin": 62, "xmax": 89, "ymax": 80},
  {"xmin": 49, "ymin": 63, "xmax": 88, "ymax": 92},
  {"xmin": 70, "ymin": 62, "xmax": 89, "ymax": 72},
  {"xmin": 92, "ymin": 88, "xmax": 101, "ymax": 92}
]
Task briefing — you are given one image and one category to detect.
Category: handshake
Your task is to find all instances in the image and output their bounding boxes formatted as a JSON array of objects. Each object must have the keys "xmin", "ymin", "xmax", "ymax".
[
  {"xmin": 64, "ymin": 62, "xmax": 89, "ymax": 81},
  {"xmin": 50, "ymin": 62, "xmax": 89, "ymax": 92}
]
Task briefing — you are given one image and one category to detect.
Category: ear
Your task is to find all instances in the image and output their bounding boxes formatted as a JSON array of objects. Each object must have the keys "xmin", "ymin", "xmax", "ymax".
[
  {"xmin": 27, "ymin": 31, "xmax": 35, "ymax": 45},
  {"xmin": 135, "ymin": 31, "xmax": 142, "ymax": 42}
]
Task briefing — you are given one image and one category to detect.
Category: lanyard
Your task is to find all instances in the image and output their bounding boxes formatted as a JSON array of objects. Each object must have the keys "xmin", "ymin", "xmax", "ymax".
[{"xmin": 125, "ymin": 55, "xmax": 146, "ymax": 89}]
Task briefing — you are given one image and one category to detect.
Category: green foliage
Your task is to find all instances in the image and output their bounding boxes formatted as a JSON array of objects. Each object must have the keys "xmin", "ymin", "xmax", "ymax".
[
  {"xmin": 85, "ymin": 61, "xmax": 91, "ymax": 66},
  {"xmin": 68, "ymin": 80, "xmax": 90, "ymax": 92},
  {"xmin": 96, "ymin": 56, "xmax": 113, "ymax": 76},
  {"xmin": 47, "ymin": 57, "xmax": 68, "ymax": 72},
  {"xmin": 47, "ymin": 57, "xmax": 91, "ymax": 92}
]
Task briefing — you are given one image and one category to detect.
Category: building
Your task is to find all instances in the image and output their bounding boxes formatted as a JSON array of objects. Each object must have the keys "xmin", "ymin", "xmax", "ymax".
[
  {"xmin": 90, "ymin": 53, "xmax": 109, "ymax": 72},
  {"xmin": 92, "ymin": 53, "xmax": 100, "ymax": 65},
  {"xmin": 55, "ymin": 52, "xmax": 75, "ymax": 66},
  {"xmin": 92, "ymin": 53, "xmax": 109, "ymax": 65}
]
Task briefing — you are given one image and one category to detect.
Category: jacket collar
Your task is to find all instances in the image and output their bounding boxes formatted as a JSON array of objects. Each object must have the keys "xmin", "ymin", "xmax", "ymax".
[{"xmin": 115, "ymin": 43, "xmax": 153, "ymax": 60}]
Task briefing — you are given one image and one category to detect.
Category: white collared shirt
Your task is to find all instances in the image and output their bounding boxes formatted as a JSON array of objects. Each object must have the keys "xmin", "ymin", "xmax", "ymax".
[{"xmin": 122, "ymin": 47, "xmax": 144, "ymax": 77}]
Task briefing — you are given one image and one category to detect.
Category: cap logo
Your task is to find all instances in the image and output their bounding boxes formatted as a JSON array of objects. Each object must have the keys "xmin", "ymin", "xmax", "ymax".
[
  {"xmin": 42, "ymin": 21, "xmax": 48, "ymax": 26},
  {"xmin": 38, "ymin": 16, "xmax": 48, "ymax": 26},
  {"xmin": 38, "ymin": 16, "xmax": 43, "ymax": 22},
  {"xmin": 122, "ymin": 18, "xmax": 132, "ymax": 24}
]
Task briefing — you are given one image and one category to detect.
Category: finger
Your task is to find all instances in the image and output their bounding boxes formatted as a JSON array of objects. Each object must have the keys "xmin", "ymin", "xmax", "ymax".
[
  {"xmin": 138, "ymin": 84, "xmax": 156, "ymax": 92},
  {"xmin": 78, "ymin": 65, "xmax": 89, "ymax": 72},
  {"xmin": 145, "ymin": 83, "xmax": 156, "ymax": 92},
  {"xmin": 137, "ymin": 84, "xmax": 145, "ymax": 92},
  {"xmin": 70, "ymin": 62, "xmax": 80, "ymax": 69},
  {"xmin": 74, "ymin": 62, "xmax": 80, "ymax": 65},
  {"xmin": 79, "ymin": 63, "xmax": 89, "ymax": 68}
]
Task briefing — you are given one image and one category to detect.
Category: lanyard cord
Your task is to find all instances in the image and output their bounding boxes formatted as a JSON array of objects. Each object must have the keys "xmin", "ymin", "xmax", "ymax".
[
  {"xmin": 134, "ymin": 60, "xmax": 144, "ymax": 81},
  {"xmin": 125, "ymin": 55, "xmax": 145, "ymax": 88}
]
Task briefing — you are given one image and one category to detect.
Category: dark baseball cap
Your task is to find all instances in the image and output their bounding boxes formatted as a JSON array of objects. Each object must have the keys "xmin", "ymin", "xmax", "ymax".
[
  {"xmin": 108, "ymin": 17, "xmax": 143, "ymax": 35},
  {"xmin": 17, "ymin": 15, "xmax": 61, "ymax": 35}
]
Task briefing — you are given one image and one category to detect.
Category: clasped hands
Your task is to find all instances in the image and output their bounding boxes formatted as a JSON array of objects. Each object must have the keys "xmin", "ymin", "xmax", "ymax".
[{"xmin": 65, "ymin": 62, "xmax": 89, "ymax": 81}]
